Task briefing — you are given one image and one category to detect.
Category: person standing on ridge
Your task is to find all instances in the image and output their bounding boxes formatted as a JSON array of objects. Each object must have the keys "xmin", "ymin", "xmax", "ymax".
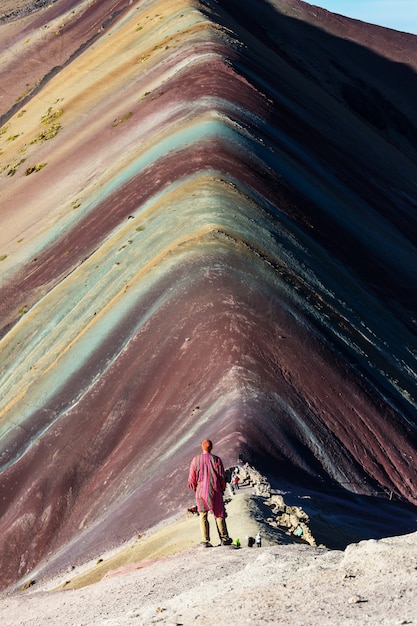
[
  {"xmin": 233, "ymin": 472, "xmax": 240, "ymax": 490},
  {"xmin": 187, "ymin": 439, "xmax": 233, "ymax": 547}
]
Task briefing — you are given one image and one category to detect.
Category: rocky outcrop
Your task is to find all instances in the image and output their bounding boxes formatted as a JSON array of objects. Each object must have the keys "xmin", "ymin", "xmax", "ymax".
[
  {"xmin": 266, "ymin": 495, "xmax": 316, "ymax": 547},
  {"xmin": 232, "ymin": 465, "xmax": 317, "ymax": 546}
]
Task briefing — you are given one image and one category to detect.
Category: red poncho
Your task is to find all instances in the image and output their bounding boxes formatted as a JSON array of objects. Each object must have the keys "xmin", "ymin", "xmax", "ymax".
[{"xmin": 187, "ymin": 452, "xmax": 226, "ymax": 517}]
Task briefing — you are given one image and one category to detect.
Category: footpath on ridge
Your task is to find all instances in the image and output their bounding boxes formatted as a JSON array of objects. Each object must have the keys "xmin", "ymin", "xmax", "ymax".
[
  {"xmin": 52, "ymin": 463, "xmax": 318, "ymax": 591},
  {"xmin": 223, "ymin": 464, "xmax": 317, "ymax": 548}
]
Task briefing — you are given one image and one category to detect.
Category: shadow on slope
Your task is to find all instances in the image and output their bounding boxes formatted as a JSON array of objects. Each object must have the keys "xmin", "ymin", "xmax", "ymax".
[{"xmin": 269, "ymin": 477, "xmax": 417, "ymax": 550}]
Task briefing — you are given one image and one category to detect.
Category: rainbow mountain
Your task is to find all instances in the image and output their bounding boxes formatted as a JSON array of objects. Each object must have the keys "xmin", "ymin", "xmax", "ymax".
[{"xmin": 0, "ymin": 0, "xmax": 417, "ymax": 589}]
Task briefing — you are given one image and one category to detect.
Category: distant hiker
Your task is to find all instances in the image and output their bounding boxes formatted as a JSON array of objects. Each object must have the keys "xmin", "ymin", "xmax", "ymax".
[
  {"xmin": 187, "ymin": 439, "xmax": 233, "ymax": 547},
  {"xmin": 256, "ymin": 532, "xmax": 262, "ymax": 548},
  {"xmin": 233, "ymin": 473, "xmax": 240, "ymax": 489}
]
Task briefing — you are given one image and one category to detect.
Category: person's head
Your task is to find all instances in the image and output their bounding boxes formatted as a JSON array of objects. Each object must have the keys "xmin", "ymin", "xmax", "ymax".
[{"xmin": 201, "ymin": 439, "xmax": 213, "ymax": 453}]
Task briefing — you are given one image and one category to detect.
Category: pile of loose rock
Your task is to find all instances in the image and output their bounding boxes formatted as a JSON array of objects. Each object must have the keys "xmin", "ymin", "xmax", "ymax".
[
  {"xmin": 266, "ymin": 494, "xmax": 316, "ymax": 546},
  {"xmin": 235, "ymin": 464, "xmax": 317, "ymax": 546}
]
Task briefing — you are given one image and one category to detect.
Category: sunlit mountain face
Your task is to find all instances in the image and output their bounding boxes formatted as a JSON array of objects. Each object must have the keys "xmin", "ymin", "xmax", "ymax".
[{"xmin": 0, "ymin": 0, "xmax": 416, "ymax": 590}]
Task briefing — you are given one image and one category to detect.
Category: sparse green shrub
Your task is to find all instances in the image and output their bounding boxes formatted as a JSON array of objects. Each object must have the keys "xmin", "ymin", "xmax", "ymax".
[
  {"xmin": 7, "ymin": 158, "xmax": 26, "ymax": 176},
  {"xmin": 16, "ymin": 85, "xmax": 36, "ymax": 103},
  {"xmin": 30, "ymin": 123, "xmax": 61, "ymax": 144},
  {"xmin": 112, "ymin": 112, "xmax": 133, "ymax": 127},
  {"xmin": 41, "ymin": 107, "xmax": 63, "ymax": 125},
  {"xmin": 25, "ymin": 163, "xmax": 47, "ymax": 175}
]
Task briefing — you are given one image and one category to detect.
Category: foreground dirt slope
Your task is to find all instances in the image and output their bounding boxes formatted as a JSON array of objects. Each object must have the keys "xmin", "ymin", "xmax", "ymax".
[{"xmin": 0, "ymin": 490, "xmax": 416, "ymax": 625}]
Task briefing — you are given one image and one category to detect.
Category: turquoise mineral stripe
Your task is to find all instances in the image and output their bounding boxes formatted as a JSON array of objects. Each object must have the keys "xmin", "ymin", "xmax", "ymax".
[{"xmin": 92, "ymin": 118, "xmax": 253, "ymax": 202}]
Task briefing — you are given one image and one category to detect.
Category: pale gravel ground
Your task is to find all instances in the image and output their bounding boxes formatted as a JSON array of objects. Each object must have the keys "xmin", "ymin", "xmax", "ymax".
[
  {"xmin": 0, "ymin": 492, "xmax": 416, "ymax": 626},
  {"xmin": 1, "ymin": 537, "xmax": 416, "ymax": 625}
]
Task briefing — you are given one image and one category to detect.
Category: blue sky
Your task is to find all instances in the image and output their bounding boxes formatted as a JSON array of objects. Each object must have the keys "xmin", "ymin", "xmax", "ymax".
[{"xmin": 310, "ymin": 1, "xmax": 417, "ymax": 34}]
